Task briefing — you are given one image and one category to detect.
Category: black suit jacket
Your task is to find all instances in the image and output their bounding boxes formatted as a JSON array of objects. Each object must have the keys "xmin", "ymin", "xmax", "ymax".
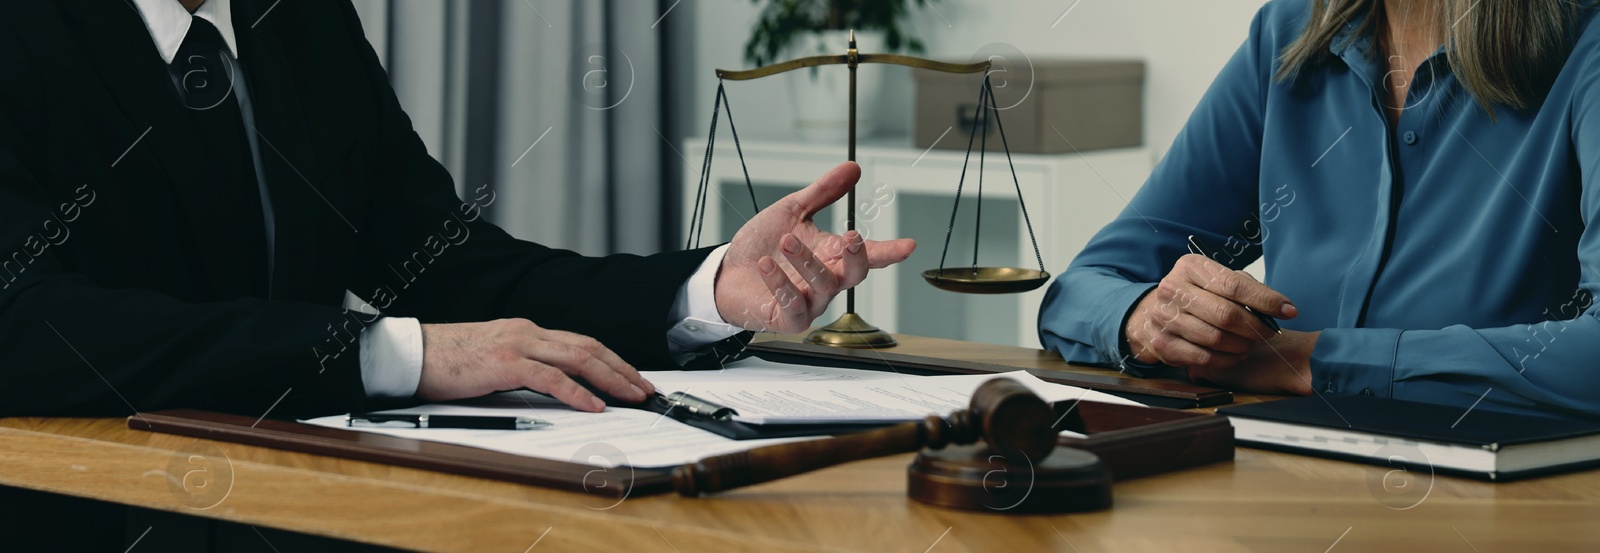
[{"xmin": 0, "ymin": 0, "xmax": 726, "ymax": 418}]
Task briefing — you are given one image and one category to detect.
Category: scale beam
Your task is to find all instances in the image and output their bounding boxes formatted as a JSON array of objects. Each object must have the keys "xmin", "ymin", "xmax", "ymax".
[{"xmin": 715, "ymin": 54, "xmax": 991, "ymax": 81}]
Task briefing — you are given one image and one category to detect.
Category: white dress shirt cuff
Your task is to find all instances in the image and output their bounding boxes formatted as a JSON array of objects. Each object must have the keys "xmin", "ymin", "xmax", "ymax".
[
  {"xmin": 359, "ymin": 317, "xmax": 425, "ymax": 398},
  {"xmin": 667, "ymin": 244, "xmax": 745, "ymax": 362}
]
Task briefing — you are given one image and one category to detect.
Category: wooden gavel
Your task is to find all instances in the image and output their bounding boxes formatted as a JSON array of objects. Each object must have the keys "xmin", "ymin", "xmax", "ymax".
[{"xmin": 672, "ymin": 378, "xmax": 1058, "ymax": 496}]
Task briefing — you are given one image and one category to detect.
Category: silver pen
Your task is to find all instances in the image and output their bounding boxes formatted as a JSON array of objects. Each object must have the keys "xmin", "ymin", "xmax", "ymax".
[{"xmin": 346, "ymin": 413, "xmax": 551, "ymax": 430}]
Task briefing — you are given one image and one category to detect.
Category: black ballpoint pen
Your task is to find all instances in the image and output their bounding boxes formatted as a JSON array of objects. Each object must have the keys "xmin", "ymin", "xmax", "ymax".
[
  {"xmin": 346, "ymin": 413, "xmax": 552, "ymax": 430},
  {"xmin": 1185, "ymin": 235, "xmax": 1283, "ymax": 335}
]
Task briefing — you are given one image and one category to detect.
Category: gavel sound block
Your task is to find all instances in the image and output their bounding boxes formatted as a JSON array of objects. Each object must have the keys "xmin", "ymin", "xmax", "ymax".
[{"xmin": 672, "ymin": 378, "xmax": 1113, "ymax": 513}]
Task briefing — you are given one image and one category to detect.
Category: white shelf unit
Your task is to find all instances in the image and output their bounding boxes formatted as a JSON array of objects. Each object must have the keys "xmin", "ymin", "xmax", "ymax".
[{"xmin": 682, "ymin": 136, "xmax": 1152, "ymax": 348}]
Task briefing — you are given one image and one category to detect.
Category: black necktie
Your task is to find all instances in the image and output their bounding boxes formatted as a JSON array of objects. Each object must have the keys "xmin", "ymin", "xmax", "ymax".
[{"xmin": 168, "ymin": 16, "xmax": 270, "ymax": 298}]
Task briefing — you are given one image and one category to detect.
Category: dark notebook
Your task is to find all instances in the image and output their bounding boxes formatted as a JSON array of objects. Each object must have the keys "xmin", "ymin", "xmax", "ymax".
[{"xmin": 1219, "ymin": 396, "xmax": 1600, "ymax": 481}]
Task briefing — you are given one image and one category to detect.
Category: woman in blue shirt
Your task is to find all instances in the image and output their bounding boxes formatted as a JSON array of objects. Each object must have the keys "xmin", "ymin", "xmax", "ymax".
[{"xmin": 1039, "ymin": 0, "xmax": 1600, "ymax": 418}]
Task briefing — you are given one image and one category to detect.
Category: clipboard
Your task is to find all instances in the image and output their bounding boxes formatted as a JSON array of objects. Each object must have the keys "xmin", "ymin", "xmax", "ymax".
[
  {"xmin": 132, "ymin": 409, "xmax": 674, "ymax": 497},
  {"xmin": 129, "ymin": 399, "xmax": 1232, "ymax": 495},
  {"xmin": 127, "ymin": 334, "xmax": 1235, "ymax": 495}
]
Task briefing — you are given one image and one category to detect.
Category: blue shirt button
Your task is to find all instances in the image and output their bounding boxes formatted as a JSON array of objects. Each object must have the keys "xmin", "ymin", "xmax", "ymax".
[{"xmin": 1403, "ymin": 131, "xmax": 1418, "ymax": 145}]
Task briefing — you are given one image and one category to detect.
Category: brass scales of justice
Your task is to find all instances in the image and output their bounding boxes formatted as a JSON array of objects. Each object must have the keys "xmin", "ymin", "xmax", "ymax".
[
  {"xmin": 687, "ymin": 31, "xmax": 1051, "ymax": 349},
  {"xmin": 677, "ymin": 36, "xmax": 1110, "ymax": 513}
]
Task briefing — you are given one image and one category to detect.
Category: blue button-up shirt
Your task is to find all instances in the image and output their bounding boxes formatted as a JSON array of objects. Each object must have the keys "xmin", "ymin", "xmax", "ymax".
[{"xmin": 1039, "ymin": 0, "xmax": 1600, "ymax": 418}]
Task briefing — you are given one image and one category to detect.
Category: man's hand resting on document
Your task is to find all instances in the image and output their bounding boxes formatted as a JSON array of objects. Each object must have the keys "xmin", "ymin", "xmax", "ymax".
[{"xmin": 416, "ymin": 319, "xmax": 655, "ymax": 412}]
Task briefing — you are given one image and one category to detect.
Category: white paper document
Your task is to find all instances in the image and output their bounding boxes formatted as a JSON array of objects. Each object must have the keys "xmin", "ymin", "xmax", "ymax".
[
  {"xmin": 654, "ymin": 369, "xmax": 1140, "ymax": 425},
  {"xmin": 642, "ymin": 358, "xmax": 905, "ymax": 385},
  {"xmin": 302, "ymin": 391, "xmax": 806, "ymax": 468},
  {"xmin": 302, "ymin": 358, "xmax": 1143, "ymax": 468}
]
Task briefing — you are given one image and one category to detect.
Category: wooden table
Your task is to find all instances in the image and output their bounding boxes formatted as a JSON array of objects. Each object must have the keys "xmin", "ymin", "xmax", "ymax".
[{"xmin": 3, "ymin": 334, "xmax": 1598, "ymax": 552}]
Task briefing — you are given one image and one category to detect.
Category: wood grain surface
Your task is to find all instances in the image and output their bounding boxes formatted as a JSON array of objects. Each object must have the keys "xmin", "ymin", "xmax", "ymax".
[{"xmin": 2, "ymin": 333, "xmax": 1596, "ymax": 552}]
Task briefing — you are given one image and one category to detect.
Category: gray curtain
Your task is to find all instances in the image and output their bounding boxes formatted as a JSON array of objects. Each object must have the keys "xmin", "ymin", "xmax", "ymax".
[{"xmin": 349, "ymin": 0, "xmax": 676, "ymax": 256}]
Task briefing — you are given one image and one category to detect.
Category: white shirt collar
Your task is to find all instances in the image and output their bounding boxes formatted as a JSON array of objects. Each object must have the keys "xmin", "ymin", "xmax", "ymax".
[{"xmin": 130, "ymin": 0, "xmax": 239, "ymax": 65}]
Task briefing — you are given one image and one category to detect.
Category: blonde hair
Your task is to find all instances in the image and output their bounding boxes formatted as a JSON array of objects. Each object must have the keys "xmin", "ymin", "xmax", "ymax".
[{"xmin": 1275, "ymin": 0, "xmax": 1585, "ymax": 113}]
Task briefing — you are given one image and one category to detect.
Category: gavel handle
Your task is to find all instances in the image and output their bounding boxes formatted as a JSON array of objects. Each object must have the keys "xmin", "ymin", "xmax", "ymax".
[{"xmin": 672, "ymin": 421, "xmax": 929, "ymax": 496}]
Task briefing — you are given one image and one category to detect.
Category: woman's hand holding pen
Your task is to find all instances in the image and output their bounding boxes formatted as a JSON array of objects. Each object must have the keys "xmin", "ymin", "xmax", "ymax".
[
  {"xmin": 1123, "ymin": 253, "xmax": 1299, "ymax": 373},
  {"xmin": 1188, "ymin": 330, "xmax": 1319, "ymax": 396}
]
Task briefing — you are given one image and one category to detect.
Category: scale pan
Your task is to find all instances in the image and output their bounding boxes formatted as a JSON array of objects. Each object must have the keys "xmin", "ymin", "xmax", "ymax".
[{"xmin": 922, "ymin": 267, "xmax": 1050, "ymax": 294}]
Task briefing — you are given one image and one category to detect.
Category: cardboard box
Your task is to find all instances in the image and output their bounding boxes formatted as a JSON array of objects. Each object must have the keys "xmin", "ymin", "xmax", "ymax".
[{"xmin": 914, "ymin": 59, "xmax": 1145, "ymax": 154}]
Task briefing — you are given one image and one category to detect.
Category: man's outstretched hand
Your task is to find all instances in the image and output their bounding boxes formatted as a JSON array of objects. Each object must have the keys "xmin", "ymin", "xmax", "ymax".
[
  {"xmin": 412, "ymin": 162, "xmax": 911, "ymax": 412},
  {"xmin": 715, "ymin": 162, "xmax": 916, "ymax": 333}
]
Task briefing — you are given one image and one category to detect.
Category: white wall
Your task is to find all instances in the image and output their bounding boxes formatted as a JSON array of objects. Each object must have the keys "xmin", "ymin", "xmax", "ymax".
[{"xmin": 675, "ymin": 0, "xmax": 1272, "ymax": 164}]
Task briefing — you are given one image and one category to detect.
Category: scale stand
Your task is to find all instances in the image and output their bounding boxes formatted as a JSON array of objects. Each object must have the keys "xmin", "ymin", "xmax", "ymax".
[{"xmin": 693, "ymin": 32, "xmax": 1044, "ymax": 348}]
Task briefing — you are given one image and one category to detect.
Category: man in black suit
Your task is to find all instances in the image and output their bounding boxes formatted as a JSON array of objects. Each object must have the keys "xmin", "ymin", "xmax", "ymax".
[{"xmin": 0, "ymin": 0, "xmax": 914, "ymax": 421}]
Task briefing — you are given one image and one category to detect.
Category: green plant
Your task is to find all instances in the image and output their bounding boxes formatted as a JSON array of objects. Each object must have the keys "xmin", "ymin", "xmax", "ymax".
[{"xmin": 744, "ymin": 0, "xmax": 933, "ymax": 67}]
